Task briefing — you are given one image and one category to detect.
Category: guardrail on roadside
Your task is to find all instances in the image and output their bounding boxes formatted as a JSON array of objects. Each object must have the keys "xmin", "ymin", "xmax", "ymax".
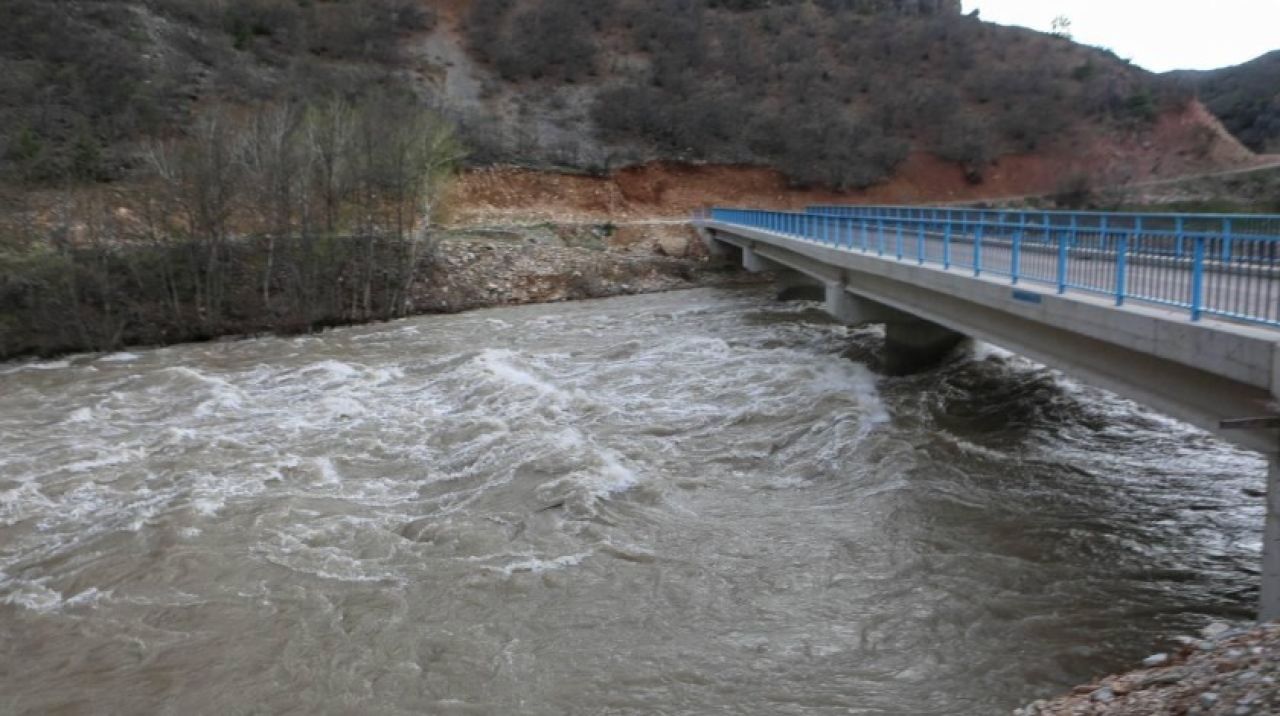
[{"xmin": 700, "ymin": 206, "xmax": 1280, "ymax": 327}]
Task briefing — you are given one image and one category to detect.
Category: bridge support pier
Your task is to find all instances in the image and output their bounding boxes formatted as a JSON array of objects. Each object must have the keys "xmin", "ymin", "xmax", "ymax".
[
  {"xmin": 825, "ymin": 282, "xmax": 966, "ymax": 373},
  {"xmin": 739, "ymin": 245, "xmax": 826, "ymax": 301},
  {"xmin": 826, "ymin": 282, "xmax": 901, "ymax": 324},
  {"xmin": 1263, "ymin": 455, "xmax": 1280, "ymax": 622},
  {"xmin": 884, "ymin": 319, "xmax": 967, "ymax": 374},
  {"xmin": 777, "ymin": 274, "xmax": 826, "ymax": 302},
  {"xmin": 743, "ymin": 244, "xmax": 787, "ymax": 274}
]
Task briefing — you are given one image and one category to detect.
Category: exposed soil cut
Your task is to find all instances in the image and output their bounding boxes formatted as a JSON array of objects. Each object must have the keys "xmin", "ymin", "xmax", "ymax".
[{"xmin": 444, "ymin": 102, "xmax": 1262, "ymax": 225}]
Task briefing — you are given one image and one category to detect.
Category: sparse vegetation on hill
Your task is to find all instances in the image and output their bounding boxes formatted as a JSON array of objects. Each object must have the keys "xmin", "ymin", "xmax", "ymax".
[
  {"xmin": 1, "ymin": 0, "xmax": 1207, "ymax": 193},
  {"xmin": 458, "ymin": 0, "xmax": 1191, "ymax": 187},
  {"xmin": 1178, "ymin": 51, "xmax": 1280, "ymax": 154},
  {"xmin": 0, "ymin": 0, "xmax": 429, "ymax": 183}
]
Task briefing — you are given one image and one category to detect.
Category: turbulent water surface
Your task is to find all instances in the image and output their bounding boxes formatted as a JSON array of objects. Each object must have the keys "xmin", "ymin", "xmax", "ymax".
[{"xmin": 0, "ymin": 288, "xmax": 1267, "ymax": 715}]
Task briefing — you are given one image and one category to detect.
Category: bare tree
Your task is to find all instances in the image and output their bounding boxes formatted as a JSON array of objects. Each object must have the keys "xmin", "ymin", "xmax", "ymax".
[
  {"xmin": 239, "ymin": 104, "xmax": 303, "ymax": 304},
  {"xmin": 303, "ymin": 98, "xmax": 357, "ymax": 235}
]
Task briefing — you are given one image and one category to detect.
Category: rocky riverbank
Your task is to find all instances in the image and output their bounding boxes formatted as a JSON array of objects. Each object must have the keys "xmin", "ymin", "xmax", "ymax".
[
  {"xmin": 418, "ymin": 221, "xmax": 761, "ymax": 313},
  {"xmin": 1016, "ymin": 622, "xmax": 1280, "ymax": 716}
]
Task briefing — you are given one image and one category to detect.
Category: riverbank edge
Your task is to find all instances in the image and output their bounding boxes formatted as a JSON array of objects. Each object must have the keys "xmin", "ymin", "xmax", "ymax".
[
  {"xmin": 1016, "ymin": 621, "xmax": 1280, "ymax": 715},
  {"xmin": 0, "ymin": 223, "xmax": 766, "ymax": 364}
]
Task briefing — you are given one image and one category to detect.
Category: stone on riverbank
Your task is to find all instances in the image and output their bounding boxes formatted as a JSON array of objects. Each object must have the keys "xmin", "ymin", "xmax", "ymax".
[{"xmin": 1014, "ymin": 623, "xmax": 1280, "ymax": 716}]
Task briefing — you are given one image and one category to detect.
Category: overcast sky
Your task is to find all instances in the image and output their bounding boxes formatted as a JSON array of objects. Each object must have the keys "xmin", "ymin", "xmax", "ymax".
[{"xmin": 963, "ymin": 1, "xmax": 1280, "ymax": 72}]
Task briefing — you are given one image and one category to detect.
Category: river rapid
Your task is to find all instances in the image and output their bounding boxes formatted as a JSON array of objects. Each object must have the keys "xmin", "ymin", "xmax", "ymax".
[{"xmin": 0, "ymin": 288, "xmax": 1267, "ymax": 715}]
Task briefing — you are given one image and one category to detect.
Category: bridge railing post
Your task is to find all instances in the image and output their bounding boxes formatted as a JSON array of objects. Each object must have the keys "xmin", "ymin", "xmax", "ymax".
[
  {"xmin": 1116, "ymin": 233, "xmax": 1129, "ymax": 306},
  {"xmin": 1223, "ymin": 218, "xmax": 1234, "ymax": 262},
  {"xmin": 1191, "ymin": 236, "xmax": 1205, "ymax": 321},
  {"xmin": 1057, "ymin": 231, "xmax": 1068, "ymax": 294},
  {"xmin": 917, "ymin": 221, "xmax": 925, "ymax": 265},
  {"xmin": 1012, "ymin": 219, "xmax": 1023, "ymax": 285},
  {"xmin": 944, "ymin": 220, "xmax": 952, "ymax": 269},
  {"xmin": 895, "ymin": 221, "xmax": 904, "ymax": 260},
  {"xmin": 974, "ymin": 222, "xmax": 984, "ymax": 277}
]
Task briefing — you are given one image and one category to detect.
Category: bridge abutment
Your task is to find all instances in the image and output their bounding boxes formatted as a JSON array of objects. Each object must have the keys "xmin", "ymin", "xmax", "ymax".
[{"xmin": 696, "ymin": 228, "xmax": 734, "ymax": 263}]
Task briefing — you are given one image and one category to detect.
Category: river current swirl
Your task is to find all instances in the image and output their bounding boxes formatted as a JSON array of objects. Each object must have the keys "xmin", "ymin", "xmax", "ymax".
[{"xmin": 0, "ymin": 288, "xmax": 1266, "ymax": 714}]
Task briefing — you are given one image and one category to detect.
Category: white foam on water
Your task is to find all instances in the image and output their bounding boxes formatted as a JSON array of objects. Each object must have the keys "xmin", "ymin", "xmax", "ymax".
[
  {"xmin": 257, "ymin": 523, "xmax": 402, "ymax": 584},
  {"xmin": 64, "ymin": 587, "xmax": 111, "ymax": 608},
  {"xmin": 314, "ymin": 457, "xmax": 343, "ymax": 485},
  {"xmin": 0, "ymin": 359, "xmax": 72, "ymax": 375},
  {"xmin": 321, "ymin": 395, "xmax": 368, "ymax": 420},
  {"xmin": 472, "ymin": 349, "xmax": 573, "ymax": 402},
  {"xmin": 192, "ymin": 496, "xmax": 225, "ymax": 516},
  {"xmin": 299, "ymin": 359, "xmax": 363, "ymax": 382},
  {"xmin": 98, "ymin": 352, "xmax": 141, "ymax": 363},
  {"xmin": 585, "ymin": 448, "xmax": 641, "ymax": 498},
  {"xmin": 0, "ymin": 578, "xmax": 110, "ymax": 613},
  {"xmin": 807, "ymin": 359, "xmax": 889, "ymax": 426},
  {"xmin": 366, "ymin": 366, "xmax": 405, "ymax": 385},
  {"xmin": 971, "ymin": 340, "xmax": 1016, "ymax": 361},
  {"xmin": 498, "ymin": 552, "xmax": 591, "ymax": 576},
  {"xmin": 63, "ymin": 446, "xmax": 147, "ymax": 475},
  {"xmin": 2, "ymin": 579, "xmax": 65, "ymax": 612},
  {"xmin": 159, "ymin": 366, "xmax": 249, "ymax": 416},
  {"xmin": 942, "ymin": 433, "xmax": 1010, "ymax": 461},
  {"xmin": 0, "ymin": 481, "xmax": 53, "ymax": 519}
]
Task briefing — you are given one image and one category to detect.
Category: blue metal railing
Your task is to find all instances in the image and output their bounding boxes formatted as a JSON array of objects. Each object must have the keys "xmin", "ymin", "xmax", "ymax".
[{"xmin": 702, "ymin": 206, "xmax": 1280, "ymax": 327}]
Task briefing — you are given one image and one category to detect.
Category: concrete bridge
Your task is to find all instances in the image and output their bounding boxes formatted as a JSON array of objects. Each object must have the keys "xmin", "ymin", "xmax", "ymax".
[{"xmin": 694, "ymin": 205, "xmax": 1280, "ymax": 620}]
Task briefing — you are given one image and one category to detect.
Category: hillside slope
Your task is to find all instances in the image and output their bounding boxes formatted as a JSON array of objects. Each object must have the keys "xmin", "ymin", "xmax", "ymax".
[
  {"xmin": 0, "ymin": 0, "xmax": 1259, "ymax": 196},
  {"xmin": 0, "ymin": 0, "xmax": 435, "ymax": 182},
  {"xmin": 1176, "ymin": 51, "xmax": 1280, "ymax": 154}
]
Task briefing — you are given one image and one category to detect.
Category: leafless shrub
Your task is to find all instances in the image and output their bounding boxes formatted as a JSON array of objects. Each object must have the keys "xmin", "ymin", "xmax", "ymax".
[{"xmin": 0, "ymin": 96, "xmax": 463, "ymax": 359}]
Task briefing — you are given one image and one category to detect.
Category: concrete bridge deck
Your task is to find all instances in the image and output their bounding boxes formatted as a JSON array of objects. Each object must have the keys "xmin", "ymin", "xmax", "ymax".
[{"xmin": 695, "ymin": 206, "xmax": 1280, "ymax": 620}]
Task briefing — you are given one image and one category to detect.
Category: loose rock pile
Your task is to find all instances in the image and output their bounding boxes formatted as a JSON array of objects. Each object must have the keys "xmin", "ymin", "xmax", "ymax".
[
  {"xmin": 413, "ymin": 226, "xmax": 760, "ymax": 314},
  {"xmin": 1016, "ymin": 622, "xmax": 1280, "ymax": 716}
]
